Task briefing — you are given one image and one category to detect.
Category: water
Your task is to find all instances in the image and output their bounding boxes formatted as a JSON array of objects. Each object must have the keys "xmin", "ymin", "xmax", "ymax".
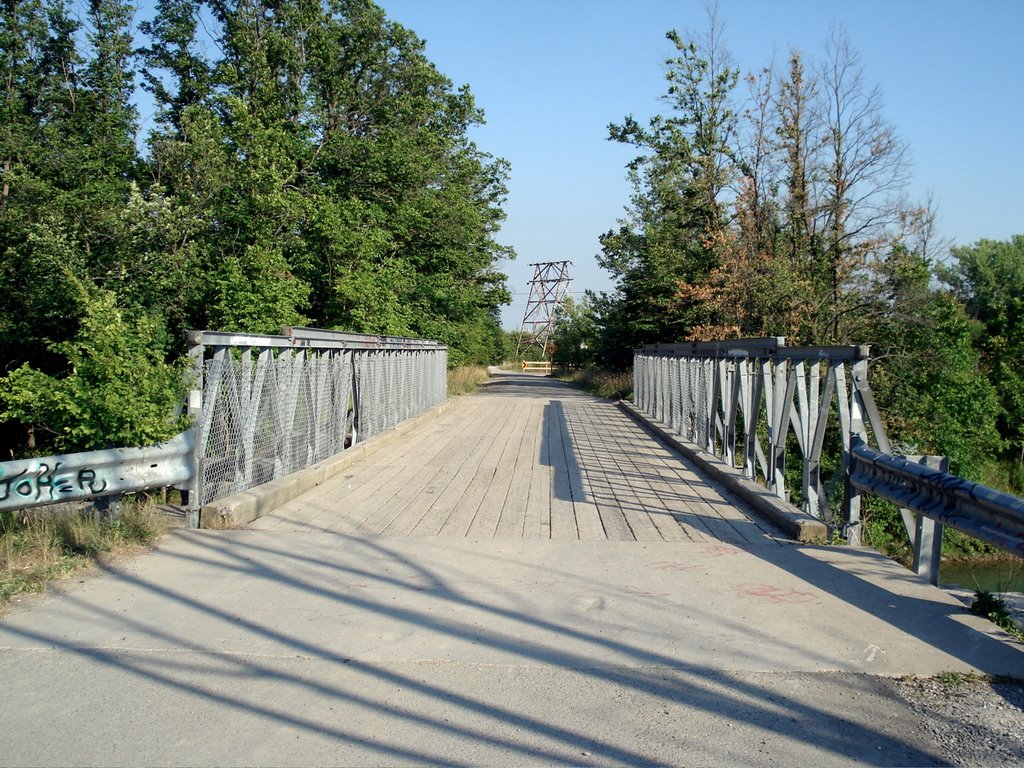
[{"xmin": 941, "ymin": 558, "xmax": 1024, "ymax": 594}]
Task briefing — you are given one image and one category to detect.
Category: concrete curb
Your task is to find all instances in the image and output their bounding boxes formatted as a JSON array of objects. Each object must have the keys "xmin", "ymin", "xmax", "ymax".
[
  {"xmin": 199, "ymin": 399, "xmax": 454, "ymax": 529},
  {"xmin": 617, "ymin": 400, "xmax": 829, "ymax": 544}
]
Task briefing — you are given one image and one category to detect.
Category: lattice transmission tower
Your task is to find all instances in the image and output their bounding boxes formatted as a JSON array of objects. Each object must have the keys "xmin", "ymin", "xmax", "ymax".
[{"xmin": 515, "ymin": 261, "xmax": 572, "ymax": 360}]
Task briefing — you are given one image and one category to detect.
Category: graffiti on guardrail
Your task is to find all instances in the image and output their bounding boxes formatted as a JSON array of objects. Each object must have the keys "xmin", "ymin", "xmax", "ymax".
[
  {"xmin": 0, "ymin": 463, "xmax": 108, "ymax": 505},
  {"xmin": 0, "ymin": 430, "xmax": 194, "ymax": 513}
]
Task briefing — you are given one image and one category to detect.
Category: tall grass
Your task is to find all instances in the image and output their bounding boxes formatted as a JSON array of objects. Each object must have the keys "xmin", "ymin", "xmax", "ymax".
[
  {"xmin": 1, "ymin": 501, "xmax": 166, "ymax": 606},
  {"xmin": 447, "ymin": 365, "xmax": 491, "ymax": 396},
  {"xmin": 557, "ymin": 368, "xmax": 633, "ymax": 400}
]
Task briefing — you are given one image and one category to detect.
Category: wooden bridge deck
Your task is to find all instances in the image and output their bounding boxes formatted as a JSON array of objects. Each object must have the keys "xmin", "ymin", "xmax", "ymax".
[{"xmin": 250, "ymin": 371, "xmax": 783, "ymax": 543}]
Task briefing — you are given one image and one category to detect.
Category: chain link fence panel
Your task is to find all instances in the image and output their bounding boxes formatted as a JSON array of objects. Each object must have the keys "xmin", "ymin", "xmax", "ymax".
[{"xmin": 190, "ymin": 331, "xmax": 447, "ymax": 507}]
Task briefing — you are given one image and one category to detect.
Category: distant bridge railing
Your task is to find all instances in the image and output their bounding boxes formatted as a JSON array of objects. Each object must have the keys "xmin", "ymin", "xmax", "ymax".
[
  {"xmin": 633, "ymin": 337, "xmax": 1024, "ymax": 583},
  {"xmin": 187, "ymin": 327, "xmax": 447, "ymax": 521},
  {"xmin": 0, "ymin": 328, "xmax": 447, "ymax": 526}
]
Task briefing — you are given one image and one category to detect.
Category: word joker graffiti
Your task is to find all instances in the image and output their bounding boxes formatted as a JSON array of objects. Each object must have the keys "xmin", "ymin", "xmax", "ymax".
[{"xmin": 0, "ymin": 462, "xmax": 107, "ymax": 506}]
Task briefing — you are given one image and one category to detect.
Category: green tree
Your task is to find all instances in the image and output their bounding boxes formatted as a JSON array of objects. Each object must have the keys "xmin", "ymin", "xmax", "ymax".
[
  {"xmin": 942, "ymin": 235, "xmax": 1024, "ymax": 463},
  {"xmin": 141, "ymin": 0, "xmax": 511, "ymax": 356},
  {"xmin": 1, "ymin": 0, "xmax": 515, "ymax": 459},
  {"xmin": 870, "ymin": 245, "xmax": 1002, "ymax": 480},
  {"xmin": 0, "ymin": 0, "xmax": 86, "ymax": 374},
  {"xmin": 597, "ymin": 20, "xmax": 738, "ymax": 362},
  {"xmin": 0, "ymin": 283, "xmax": 186, "ymax": 453},
  {"xmin": 550, "ymin": 296, "xmax": 598, "ymax": 369}
]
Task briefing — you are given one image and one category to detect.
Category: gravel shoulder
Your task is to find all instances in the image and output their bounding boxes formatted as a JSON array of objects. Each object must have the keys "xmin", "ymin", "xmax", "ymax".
[
  {"xmin": 894, "ymin": 675, "xmax": 1024, "ymax": 767},
  {"xmin": 898, "ymin": 589, "xmax": 1024, "ymax": 767}
]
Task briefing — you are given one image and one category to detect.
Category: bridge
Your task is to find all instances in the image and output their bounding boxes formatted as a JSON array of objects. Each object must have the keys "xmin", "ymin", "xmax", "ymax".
[
  {"xmin": 0, "ymin": 334, "xmax": 1022, "ymax": 766},
  {"xmin": 247, "ymin": 372, "xmax": 778, "ymax": 542}
]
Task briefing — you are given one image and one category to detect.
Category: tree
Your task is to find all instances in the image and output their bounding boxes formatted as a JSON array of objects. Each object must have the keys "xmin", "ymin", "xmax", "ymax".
[
  {"xmin": 812, "ymin": 28, "xmax": 911, "ymax": 344},
  {"xmin": 942, "ymin": 235, "xmax": 1024, "ymax": 462},
  {"xmin": 141, "ymin": 0, "xmax": 511, "ymax": 351},
  {"xmin": 0, "ymin": 0, "xmax": 86, "ymax": 375},
  {"xmin": 550, "ymin": 296, "xmax": 598, "ymax": 369},
  {"xmin": 0, "ymin": 283, "xmax": 186, "ymax": 453},
  {"xmin": 597, "ymin": 17, "xmax": 739, "ymax": 360}
]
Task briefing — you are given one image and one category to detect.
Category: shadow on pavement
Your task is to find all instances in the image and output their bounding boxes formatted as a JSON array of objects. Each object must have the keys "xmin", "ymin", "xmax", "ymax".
[{"xmin": 0, "ymin": 528, "xmax": 980, "ymax": 766}]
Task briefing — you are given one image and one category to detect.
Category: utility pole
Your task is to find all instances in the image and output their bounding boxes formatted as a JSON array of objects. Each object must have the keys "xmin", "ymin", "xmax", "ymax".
[{"xmin": 515, "ymin": 261, "xmax": 572, "ymax": 361}]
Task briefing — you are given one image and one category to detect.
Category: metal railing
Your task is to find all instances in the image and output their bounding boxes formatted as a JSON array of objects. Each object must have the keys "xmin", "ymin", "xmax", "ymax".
[
  {"xmin": 187, "ymin": 328, "xmax": 447, "ymax": 518},
  {"xmin": 0, "ymin": 327, "xmax": 447, "ymax": 522},
  {"xmin": 633, "ymin": 337, "xmax": 1024, "ymax": 583},
  {"xmin": 0, "ymin": 431, "xmax": 194, "ymax": 514},
  {"xmin": 849, "ymin": 437, "xmax": 1024, "ymax": 560},
  {"xmin": 634, "ymin": 338, "xmax": 872, "ymax": 537}
]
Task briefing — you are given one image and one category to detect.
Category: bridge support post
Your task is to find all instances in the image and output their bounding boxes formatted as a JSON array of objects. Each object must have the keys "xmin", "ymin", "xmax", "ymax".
[
  {"xmin": 185, "ymin": 333, "xmax": 205, "ymax": 529},
  {"xmin": 909, "ymin": 454, "xmax": 948, "ymax": 586}
]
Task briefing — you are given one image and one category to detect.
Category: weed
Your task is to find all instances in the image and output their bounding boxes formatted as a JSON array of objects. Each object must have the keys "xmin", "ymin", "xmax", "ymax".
[
  {"xmin": 557, "ymin": 368, "xmax": 633, "ymax": 400},
  {"xmin": 915, "ymin": 671, "xmax": 990, "ymax": 693},
  {"xmin": 0, "ymin": 500, "xmax": 166, "ymax": 607},
  {"xmin": 936, "ymin": 671, "xmax": 964, "ymax": 689},
  {"xmin": 447, "ymin": 365, "xmax": 491, "ymax": 397},
  {"xmin": 971, "ymin": 590, "xmax": 1024, "ymax": 641}
]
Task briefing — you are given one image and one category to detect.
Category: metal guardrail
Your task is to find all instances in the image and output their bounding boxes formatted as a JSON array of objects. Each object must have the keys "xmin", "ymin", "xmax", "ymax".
[
  {"xmin": 633, "ymin": 336, "xmax": 1024, "ymax": 585},
  {"xmin": 0, "ymin": 430, "xmax": 194, "ymax": 513},
  {"xmin": 850, "ymin": 436, "xmax": 1024, "ymax": 557}
]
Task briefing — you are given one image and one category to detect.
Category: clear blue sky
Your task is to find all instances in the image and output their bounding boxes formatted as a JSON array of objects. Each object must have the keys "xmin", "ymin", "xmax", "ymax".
[{"xmin": 375, "ymin": 0, "xmax": 1024, "ymax": 330}]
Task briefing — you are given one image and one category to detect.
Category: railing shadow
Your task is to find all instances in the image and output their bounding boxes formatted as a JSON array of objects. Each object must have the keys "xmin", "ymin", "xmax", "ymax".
[{"xmin": 0, "ymin": 529, "xmax": 954, "ymax": 765}]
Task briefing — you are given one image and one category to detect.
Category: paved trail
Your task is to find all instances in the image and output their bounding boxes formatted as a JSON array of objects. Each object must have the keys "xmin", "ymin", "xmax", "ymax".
[{"xmin": 0, "ymin": 374, "xmax": 1020, "ymax": 766}]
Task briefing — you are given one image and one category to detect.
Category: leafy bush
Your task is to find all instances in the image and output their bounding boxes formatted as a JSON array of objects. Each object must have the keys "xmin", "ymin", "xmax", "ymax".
[{"xmin": 0, "ymin": 283, "xmax": 187, "ymax": 455}]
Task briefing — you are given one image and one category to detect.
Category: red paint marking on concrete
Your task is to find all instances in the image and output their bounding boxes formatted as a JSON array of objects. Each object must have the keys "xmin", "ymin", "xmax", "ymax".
[{"xmin": 737, "ymin": 583, "xmax": 817, "ymax": 603}]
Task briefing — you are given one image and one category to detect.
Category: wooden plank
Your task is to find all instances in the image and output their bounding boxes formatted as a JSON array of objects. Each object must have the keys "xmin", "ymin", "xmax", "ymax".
[
  {"xmin": 629, "ymin": 487, "xmax": 693, "ymax": 542},
  {"xmin": 547, "ymin": 401, "xmax": 579, "ymax": 540},
  {"xmin": 495, "ymin": 465, "xmax": 530, "ymax": 537},
  {"xmin": 523, "ymin": 464, "xmax": 551, "ymax": 539},
  {"xmin": 353, "ymin": 461, "xmax": 453, "ymax": 535},
  {"xmin": 467, "ymin": 462, "xmax": 514, "ymax": 538},
  {"xmin": 520, "ymin": 405, "xmax": 549, "ymax": 539},
  {"xmin": 558, "ymin": 402, "xmax": 607, "ymax": 541},
  {"xmin": 437, "ymin": 465, "xmax": 497, "ymax": 537},
  {"xmin": 271, "ymin": 400, "xmax": 473, "ymax": 532},
  {"xmin": 654, "ymin": 459, "xmax": 780, "ymax": 543},
  {"xmin": 583, "ymin": 400, "xmax": 750, "ymax": 543},
  {"xmin": 253, "ymin": 369, "xmax": 789, "ymax": 546},
  {"xmin": 566, "ymin": 404, "xmax": 637, "ymax": 541},
  {"xmin": 621, "ymin": 431, "xmax": 714, "ymax": 540},
  {"xmin": 248, "ymin": 461, "xmax": 391, "ymax": 530},
  {"xmin": 493, "ymin": 402, "xmax": 541, "ymax": 538},
  {"xmin": 467, "ymin": 401, "xmax": 531, "ymax": 537},
  {"xmin": 475, "ymin": 399, "xmax": 519, "ymax": 468},
  {"xmin": 410, "ymin": 462, "xmax": 489, "ymax": 536},
  {"xmin": 383, "ymin": 465, "xmax": 460, "ymax": 536},
  {"xmin": 639, "ymin": 475, "xmax": 713, "ymax": 542},
  {"xmin": 299, "ymin": 461, "xmax": 414, "ymax": 533}
]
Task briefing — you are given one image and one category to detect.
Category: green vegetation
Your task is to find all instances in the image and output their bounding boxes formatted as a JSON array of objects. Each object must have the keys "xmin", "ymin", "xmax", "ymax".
[
  {"xmin": 930, "ymin": 671, "xmax": 988, "ymax": 689},
  {"xmin": 970, "ymin": 590, "xmax": 1024, "ymax": 641},
  {"xmin": 547, "ymin": 16, "xmax": 1024, "ymax": 560},
  {"xmin": 447, "ymin": 366, "xmax": 491, "ymax": 397},
  {"xmin": 0, "ymin": 502, "xmax": 166, "ymax": 606},
  {"xmin": 557, "ymin": 369, "xmax": 632, "ymax": 401},
  {"xmin": 0, "ymin": 0, "xmax": 512, "ymax": 459}
]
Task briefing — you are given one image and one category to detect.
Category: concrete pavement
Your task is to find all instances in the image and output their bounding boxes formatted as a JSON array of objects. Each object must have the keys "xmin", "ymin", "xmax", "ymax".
[{"xmin": 1, "ymin": 530, "xmax": 1021, "ymax": 766}]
